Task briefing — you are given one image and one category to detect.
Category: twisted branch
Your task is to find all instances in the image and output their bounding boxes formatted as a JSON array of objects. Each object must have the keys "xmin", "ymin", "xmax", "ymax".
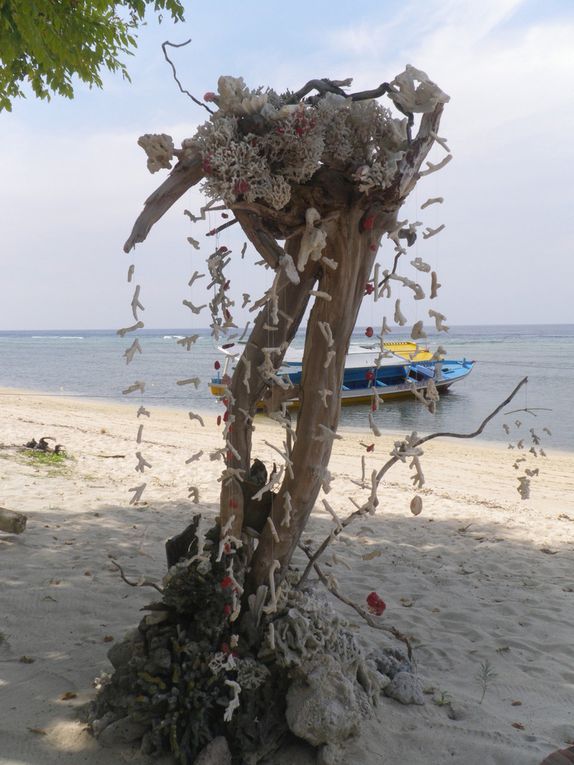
[
  {"xmin": 161, "ymin": 39, "xmax": 215, "ymax": 115},
  {"xmin": 289, "ymin": 78, "xmax": 393, "ymax": 104},
  {"xmin": 111, "ymin": 560, "xmax": 164, "ymax": 594},
  {"xmin": 298, "ymin": 543, "xmax": 413, "ymax": 659},
  {"xmin": 298, "ymin": 377, "xmax": 529, "ymax": 584},
  {"xmin": 287, "ymin": 78, "xmax": 413, "ymax": 139}
]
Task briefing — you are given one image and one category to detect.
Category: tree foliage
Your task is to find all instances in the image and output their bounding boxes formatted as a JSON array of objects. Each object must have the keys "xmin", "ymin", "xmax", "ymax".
[{"xmin": 0, "ymin": 0, "xmax": 184, "ymax": 111}]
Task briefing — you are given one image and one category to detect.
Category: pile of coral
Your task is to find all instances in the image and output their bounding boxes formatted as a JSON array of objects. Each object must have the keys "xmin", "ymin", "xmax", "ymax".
[
  {"xmin": 138, "ymin": 66, "xmax": 449, "ymax": 211},
  {"xmin": 88, "ymin": 520, "xmax": 422, "ymax": 764}
]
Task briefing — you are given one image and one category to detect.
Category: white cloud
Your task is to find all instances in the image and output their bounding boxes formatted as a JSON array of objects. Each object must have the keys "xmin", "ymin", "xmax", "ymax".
[
  {"xmin": 1, "ymin": 1, "xmax": 572, "ymax": 328},
  {"xmin": 319, "ymin": 1, "xmax": 574, "ymax": 324},
  {"xmin": 0, "ymin": 121, "xmax": 208, "ymax": 329}
]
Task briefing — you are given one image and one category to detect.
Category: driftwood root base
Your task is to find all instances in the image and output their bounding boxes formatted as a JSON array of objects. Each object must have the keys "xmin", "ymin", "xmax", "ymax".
[{"xmin": 88, "ymin": 518, "xmax": 411, "ymax": 764}]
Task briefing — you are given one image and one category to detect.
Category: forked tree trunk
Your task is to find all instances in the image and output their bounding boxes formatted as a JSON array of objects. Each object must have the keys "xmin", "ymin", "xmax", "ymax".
[
  {"xmin": 122, "ymin": 100, "xmax": 446, "ymax": 596},
  {"xmin": 218, "ymin": 234, "xmax": 319, "ymax": 541},
  {"xmin": 247, "ymin": 207, "xmax": 395, "ymax": 590}
]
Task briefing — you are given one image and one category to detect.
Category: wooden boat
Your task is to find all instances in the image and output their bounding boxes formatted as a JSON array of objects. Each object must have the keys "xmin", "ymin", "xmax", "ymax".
[{"xmin": 210, "ymin": 341, "xmax": 474, "ymax": 408}]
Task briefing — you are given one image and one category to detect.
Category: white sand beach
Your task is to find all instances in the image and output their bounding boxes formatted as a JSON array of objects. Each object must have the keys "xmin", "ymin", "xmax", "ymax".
[{"xmin": 1, "ymin": 387, "xmax": 573, "ymax": 765}]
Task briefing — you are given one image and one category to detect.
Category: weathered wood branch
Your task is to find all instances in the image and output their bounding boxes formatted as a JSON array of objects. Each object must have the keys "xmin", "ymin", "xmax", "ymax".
[
  {"xmin": 230, "ymin": 201, "xmax": 302, "ymax": 235},
  {"xmin": 124, "ymin": 151, "xmax": 204, "ymax": 252},
  {"xmin": 299, "ymin": 377, "xmax": 529, "ymax": 579},
  {"xmin": 399, "ymin": 103, "xmax": 445, "ymax": 197},
  {"xmin": 297, "ymin": 500, "xmax": 368, "ymax": 589},
  {"xmin": 165, "ymin": 516, "xmax": 200, "ymax": 568},
  {"xmin": 232, "ymin": 209, "xmax": 286, "ymax": 269},
  {"xmin": 349, "ymin": 83, "xmax": 392, "ymax": 101},
  {"xmin": 288, "ymin": 78, "xmax": 393, "ymax": 104},
  {"xmin": 111, "ymin": 560, "xmax": 164, "ymax": 594},
  {"xmin": 410, "ymin": 377, "xmax": 529, "ymax": 449},
  {"xmin": 161, "ymin": 40, "xmax": 215, "ymax": 115},
  {"xmin": 205, "ymin": 218, "xmax": 238, "ymax": 237},
  {"xmin": 248, "ymin": 207, "xmax": 397, "ymax": 590},
  {"xmin": 289, "ymin": 78, "xmax": 350, "ymax": 102},
  {"xmin": 219, "ymin": 236, "xmax": 320, "ymax": 539},
  {"xmin": 298, "ymin": 543, "xmax": 413, "ymax": 658}
]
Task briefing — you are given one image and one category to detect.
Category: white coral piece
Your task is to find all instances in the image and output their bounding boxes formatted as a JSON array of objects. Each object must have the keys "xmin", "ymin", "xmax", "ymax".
[
  {"xmin": 137, "ymin": 133, "xmax": 175, "ymax": 173},
  {"xmin": 394, "ymin": 299, "xmax": 407, "ymax": 326},
  {"xmin": 216, "ymin": 75, "xmax": 251, "ymax": 113},
  {"xmin": 388, "ymin": 65, "xmax": 450, "ymax": 114},
  {"xmin": 411, "ymin": 320, "xmax": 427, "ymax": 340},
  {"xmin": 297, "ymin": 208, "xmax": 327, "ymax": 271}
]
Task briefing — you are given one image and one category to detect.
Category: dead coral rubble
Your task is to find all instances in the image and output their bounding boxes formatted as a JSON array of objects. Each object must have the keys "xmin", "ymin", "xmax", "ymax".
[{"xmin": 89, "ymin": 518, "xmax": 412, "ymax": 764}]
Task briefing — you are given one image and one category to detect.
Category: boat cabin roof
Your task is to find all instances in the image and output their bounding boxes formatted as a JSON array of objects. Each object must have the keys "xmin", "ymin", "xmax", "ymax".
[{"xmin": 282, "ymin": 341, "xmax": 432, "ymax": 369}]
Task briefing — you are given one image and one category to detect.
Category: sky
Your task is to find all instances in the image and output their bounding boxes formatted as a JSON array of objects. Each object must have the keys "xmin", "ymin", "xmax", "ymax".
[{"xmin": 1, "ymin": 0, "xmax": 573, "ymax": 330}]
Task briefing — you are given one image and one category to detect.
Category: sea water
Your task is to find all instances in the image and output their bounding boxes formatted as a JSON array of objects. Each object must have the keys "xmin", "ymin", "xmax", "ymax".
[{"xmin": 0, "ymin": 325, "xmax": 572, "ymax": 451}]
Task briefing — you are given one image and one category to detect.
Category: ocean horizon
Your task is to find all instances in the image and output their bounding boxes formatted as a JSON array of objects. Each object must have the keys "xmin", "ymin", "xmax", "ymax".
[{"xmin": 1, "ymin": 323, "xmax": 572, "ymax": 451}]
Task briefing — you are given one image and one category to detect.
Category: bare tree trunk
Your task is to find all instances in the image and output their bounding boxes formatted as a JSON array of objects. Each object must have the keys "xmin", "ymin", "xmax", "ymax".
[
  {"xmin": 248, "ymin": 206, "xmax": 396, "ymax": 589},
  {"xmin": 120, "ymin": 102, "xmax": 447, "ymax": 589},
  {"xmin": 219, "ymin": 235, "xmax": 319, "ymax": 538}
]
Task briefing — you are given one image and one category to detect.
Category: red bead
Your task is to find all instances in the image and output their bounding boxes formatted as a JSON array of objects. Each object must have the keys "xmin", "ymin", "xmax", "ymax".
[
  {"xmin": 361, "ymin": 215, "xmax": 375, "ymax": 232},
  {"xmin": 233, "ymin": 179, "xmax": 249, "ymax": 195},
  {"xmin": 365, "ymin": 326, "xmax": 374, "ymax": 338},
  {"xmin": 217, "ymin": 415, "xmax": 222, "ymax": 426},
  {"xmin": 214, "ymin": 360, "xmax": 221, "ymax": 370},
  {"xmin": 364, "ymin": 283, "xmax": 375, "ymax": 295},
  {"xmin": 366, "ymin": 591, "xmax": 386, "ymax": 615},
  {"xmin": 366, "ymin": 370, "xmax": 375, "ymax": 381}
]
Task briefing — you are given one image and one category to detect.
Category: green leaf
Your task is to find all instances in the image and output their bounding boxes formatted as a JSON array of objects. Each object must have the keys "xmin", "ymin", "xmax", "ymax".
[{"xmin": 0, "ymin": 0, "xmax": 185, "ymax": 110}]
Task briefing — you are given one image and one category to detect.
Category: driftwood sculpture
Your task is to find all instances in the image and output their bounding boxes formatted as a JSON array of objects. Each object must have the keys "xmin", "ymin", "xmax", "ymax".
[
  {"xmin": 123, "ymin": 66, "xmax": 450, "ymax": 593},
  {"xmin": 90, "ymin": 66, "xmax": 540, "ymax": 764}
]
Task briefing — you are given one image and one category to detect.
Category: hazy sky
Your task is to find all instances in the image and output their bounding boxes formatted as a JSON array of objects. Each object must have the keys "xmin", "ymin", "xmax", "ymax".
[{"xmin": 1, "ymin": 0, "xmax": 573, "ymax": 330}]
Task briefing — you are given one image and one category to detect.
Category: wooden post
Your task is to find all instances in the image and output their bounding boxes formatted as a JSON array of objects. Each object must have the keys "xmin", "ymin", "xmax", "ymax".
[{"xmin": 0, "ymin": 507, "xmax": 27, "ymax": 534}]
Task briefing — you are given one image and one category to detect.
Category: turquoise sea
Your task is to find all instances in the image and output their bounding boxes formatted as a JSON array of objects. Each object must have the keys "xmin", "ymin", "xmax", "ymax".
[{"xmin": 0, "ymin": 325, "xmax": 572, "ymax": 451}]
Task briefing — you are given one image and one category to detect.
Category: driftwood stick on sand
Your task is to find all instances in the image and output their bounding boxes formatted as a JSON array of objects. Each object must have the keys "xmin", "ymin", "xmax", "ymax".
[
  {"xmin": 0, "ymin": 507, "xmax": 27, "ymax": 534},
  {"xmin": 298, "ymin": 377, "xmax": 529, "ymax": 584}
]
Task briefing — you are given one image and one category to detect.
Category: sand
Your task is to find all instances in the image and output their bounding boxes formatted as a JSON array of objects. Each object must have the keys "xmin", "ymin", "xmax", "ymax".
[{"xmin": 1, "ymin": 387, "xmax": 573, "ymax": 765}]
